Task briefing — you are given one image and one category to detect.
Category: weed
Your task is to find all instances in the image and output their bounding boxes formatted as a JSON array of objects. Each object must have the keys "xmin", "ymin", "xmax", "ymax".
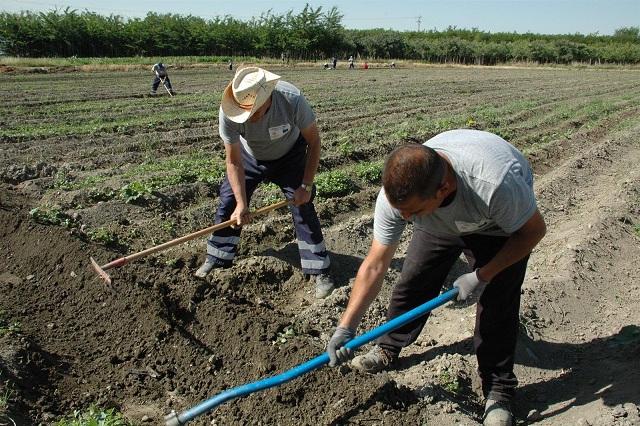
[
  {"xmin": 273, "ymin": 325, "xmax": 297, "ymax": 345},
  {"xmin": 339, "ymin": 140, "xmax": 354, "ymax": 156},
  {"xmin": 161, "ymin": 220, "xmax": 176, "ymax": 236},
  {"xmin": 438, "ymin": 369, "xmax": 461, "ymax": 394},
  {"xmin": 88, "ymin": 188, "xmax": 116, "ymax": 203},
  {"xmin": 0, "ymin": 386, "xmax": 13, "ymax": 413},
  {"xmin": 634, "ymin": 224, "xmax": 640, "ymax": 238},
  {"xmin": 0, "ymin": 311, "xmax": 21, "ymax": 337},
  {"xmin": 354, "ymin": 161, "xmax": 383, "ymax": 184},
  {"xmin": 315, "ymin": 170, "xmax": 355, "ymax": 198},
  {"xmin": 29, "ymin": 206, "xmax": 76, "ymax": 227},
  {"xmin": 87, "ymin": 228, "xmax": 120, "ymax": 247},
  {"xmin": 120, "ymin": 181, "xmax": 152, "ymax": 203},
  {"xmin": 55, "ymin": 405, "xmax": 132, "ymax": 426}
]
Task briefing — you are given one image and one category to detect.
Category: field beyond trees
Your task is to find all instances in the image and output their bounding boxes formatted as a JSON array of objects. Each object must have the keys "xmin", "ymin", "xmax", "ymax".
[{"xmin": 1, "ymin": 65, "xmax": 639, "ymax": 425}]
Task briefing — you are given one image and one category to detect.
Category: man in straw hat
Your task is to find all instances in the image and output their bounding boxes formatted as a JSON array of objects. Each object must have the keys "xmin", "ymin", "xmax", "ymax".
[
  {"xmin": 195, "ymin": 66, "xmax": 335, "ymax": 299},
  {"xmin": 326, "ymin": 129, "xmax": 547, "ymax": 425}
]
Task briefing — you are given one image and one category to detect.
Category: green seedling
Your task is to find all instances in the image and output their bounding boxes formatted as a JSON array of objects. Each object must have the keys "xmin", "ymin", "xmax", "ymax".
[
  {"xmin": 120, "ymin": 181, "xmax": 152, "ymax": 203},
  {"xmin": 354, "ymin": 161, "xmax": 383, "ymax": 184},
  {"xmin": 87, "ymin": 228, "xmax": 120, "ymax": 247},
  {"xmin": 273, "ymin": 325, "xmax": 297, "ymax": 345},
  {"xmin": 55, "ymin": 405, "xmax": 132, "ymax": 426},
  {"xmin": 0, "ymin": 311, "xmax": 21, "ymax": 337},
  {"xmin": 29, "ymin": 206, "xmax": 76, "ymax": 227},
  {"xmin": 438, "ymin": 369, "xmax": 461, "ymax": 394},
  {"xmin": 315, "ymin": 170, "xmax": 355, "ymax": 198}
]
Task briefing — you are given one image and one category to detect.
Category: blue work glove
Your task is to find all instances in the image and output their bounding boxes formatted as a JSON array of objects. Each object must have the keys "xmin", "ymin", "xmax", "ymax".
[
  {"xmin": 327, "ymin": 326, "xmax": 356, "ymax": 367},
  {"xmin": 453, "ymin": 269, "xmax": 489, "ymax": 301}
]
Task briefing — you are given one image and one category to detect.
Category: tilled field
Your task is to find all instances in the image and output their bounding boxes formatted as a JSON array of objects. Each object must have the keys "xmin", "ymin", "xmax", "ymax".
[{"xmin": 1, "ymin": 65, "xmax": 639, "ymax": 425}]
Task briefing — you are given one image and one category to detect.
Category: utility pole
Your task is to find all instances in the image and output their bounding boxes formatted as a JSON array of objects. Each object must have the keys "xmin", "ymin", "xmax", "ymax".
[{"xmin": 417, "ymin": 16, "xmax": 422, "ymax": 32}]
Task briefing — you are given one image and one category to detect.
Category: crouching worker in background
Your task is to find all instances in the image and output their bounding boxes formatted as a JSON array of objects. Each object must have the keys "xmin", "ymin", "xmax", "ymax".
[
  {"xmin": 326, "ymin": 129, "xmax": 546, "ymax": 425},
  {"xmin": 150, "ymin": 62, "xmax": 175, "ymax": 95},
  {"xmin": 196, "ymin": 67, "xmax": 335, "ymax": 299}
]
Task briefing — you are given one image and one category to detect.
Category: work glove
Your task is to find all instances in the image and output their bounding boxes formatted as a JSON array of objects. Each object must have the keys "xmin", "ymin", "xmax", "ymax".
[
  {"xmin": 453, "ymin": 269, "xmax": 489, "ymax": 301},
  {"xmin": 327, "ymin": 326, "xmax": 356, "ymax": 367}
]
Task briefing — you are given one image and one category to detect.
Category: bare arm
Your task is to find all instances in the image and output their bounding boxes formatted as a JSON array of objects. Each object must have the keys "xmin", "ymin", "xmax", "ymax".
[
  {"xmin": 300, "ymin": 121, "xmax": 321, "ymax": 185},
  {"xmin": 293, "ymin": 121, "xmax": 321, "ymax": 206},
  {"xmin": 224, "ymin": 142, "xmax": 249, "ymax": 225},
  {"xmin": 339, "ymin": 239, "xmax": 399, "ymax": 330},
  {"xmin": 477, "ymin": 208, "xmax": 546, "ymax": 282}
]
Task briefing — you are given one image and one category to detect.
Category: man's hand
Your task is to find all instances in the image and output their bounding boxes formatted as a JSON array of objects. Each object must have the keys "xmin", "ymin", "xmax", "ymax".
[
  {"xmin": 453, "ymin": 270, "xmax": 488, "ymax": 301},
  {"xmin": 230, "ymin": 204, "xmax": 250, "ymax": 228},
  {"xmin": 293, "ymin": 185, "xmax": 312, "ymax": 206},
  {"xmin": 327, "ymin": 326, "xmax": 356, "ymax": 367}
]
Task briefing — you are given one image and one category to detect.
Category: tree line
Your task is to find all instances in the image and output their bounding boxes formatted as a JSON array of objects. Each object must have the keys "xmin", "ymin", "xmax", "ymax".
[{"xmin": 1, "ymin": 6, "xmax": 639, "ymax": 64}]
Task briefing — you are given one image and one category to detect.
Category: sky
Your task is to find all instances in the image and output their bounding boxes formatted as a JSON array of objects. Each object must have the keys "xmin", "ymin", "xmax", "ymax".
[{"xmin": 1, "ymin": 0, "xmax": 638, "ymax": 35}]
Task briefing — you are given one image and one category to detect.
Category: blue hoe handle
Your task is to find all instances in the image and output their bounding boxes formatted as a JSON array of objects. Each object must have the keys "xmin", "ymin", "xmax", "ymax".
[{"xmin": 165, "ymin": 287, "xmax": 459, "ymax": 425}]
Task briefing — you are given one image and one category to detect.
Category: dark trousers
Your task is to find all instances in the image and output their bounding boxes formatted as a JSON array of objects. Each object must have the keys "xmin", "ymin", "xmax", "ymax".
[
  {"xmin": 377, "ymin": 228, "xmax": 529, "ymax": 402},
  {"xmin": 152, "ymin": 75, "xmax": 172, "ymax": 91},
  {"xmin": 206, "ymin": 136, "xmax": 330, "ymax": 275}
]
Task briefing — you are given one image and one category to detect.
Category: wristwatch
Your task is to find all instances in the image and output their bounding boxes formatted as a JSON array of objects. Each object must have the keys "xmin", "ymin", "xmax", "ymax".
[{"xmin": 300, "ymin": 182, "xmax": 313, "ymax": 192}]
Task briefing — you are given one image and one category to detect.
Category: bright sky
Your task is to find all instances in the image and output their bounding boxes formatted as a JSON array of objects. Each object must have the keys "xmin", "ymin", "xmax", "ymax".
[{"xmin": 1, "ymin": 0, "xmax": 638, "ymax": 35}]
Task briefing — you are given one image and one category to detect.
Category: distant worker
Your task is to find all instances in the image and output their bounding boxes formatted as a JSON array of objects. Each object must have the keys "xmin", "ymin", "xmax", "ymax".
[
  {"xmin": 150, "ymin": 62, "xmax": 175, "ymax": 96},
  {"xmin": 228, "ymin": 60, "xmax": 233, "ymax": 71},
  {"xmin": 195, "ymin": 67, "xmax": 336, "ymax": 299},
  {"xmin": 348, "ymin": 55, "xmax": 355, "ymax": 69},
  {"xmin": 332, "ymin": 56, "xmax": 337, "ymax": 69},
  {"xmin": 363, "ymin": 62, "xmax": 369, "ymax": 70},
  {"xmin": 390, "ymin": 62, "xmax": 396, "ymax": 69}
]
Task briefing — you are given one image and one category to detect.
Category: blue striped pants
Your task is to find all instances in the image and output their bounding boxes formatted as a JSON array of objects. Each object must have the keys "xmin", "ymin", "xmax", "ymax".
[{"xmin": 206, "ymin": 136, "xmax": 330, "ymax": 275}]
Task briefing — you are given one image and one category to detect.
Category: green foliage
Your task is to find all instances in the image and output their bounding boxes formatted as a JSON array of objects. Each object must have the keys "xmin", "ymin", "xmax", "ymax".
[
  {"xmin": 438, "ymin": 370, "xmax": 461, "ymax": 394},
  {"xmin": 354, "ymin": 161, "xmax": 383, "ymax": 184},
  {"xmin": 55, "ymin": 405, "xmax": 132, "ymax": 426},
  {"xmin": 119, "ymin": 181, "xmax": 152, "ymax": 203},
  {"xmin": 87, "ymin": 228, "xmax": 119, "ymax": 247},
  {"xmin": 634, "ymin": 224, "xmax": 640, "ymax": 238},
  {"xmin": 29, "ymin": 206, "xmax": 76, "ymax": 227},
  {"xmin": 273, "ymin": 325, "xmax": 297, "ymax": 345},
  {"xmin": 315, "ymin": 170, "xmax": 355, "ymax": 198},
  {"xmin": 0, "ymin": 8, "xmax": 638, "ymax": 64},
  {"xmin": 88, "ymin": 188, "xmax": 116, "ymax": 202}
]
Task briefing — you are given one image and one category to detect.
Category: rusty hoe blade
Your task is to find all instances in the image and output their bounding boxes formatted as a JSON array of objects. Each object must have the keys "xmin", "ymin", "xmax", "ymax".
[{"xmin": 90, "ymin": 257, "xmax": 112, "ymax": 286}]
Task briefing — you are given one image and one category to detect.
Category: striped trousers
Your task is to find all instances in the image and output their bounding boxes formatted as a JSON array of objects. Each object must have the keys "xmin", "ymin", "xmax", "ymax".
[{"xmin": 206, "ymin": 136, "xmax": 330, "ymax": 275}]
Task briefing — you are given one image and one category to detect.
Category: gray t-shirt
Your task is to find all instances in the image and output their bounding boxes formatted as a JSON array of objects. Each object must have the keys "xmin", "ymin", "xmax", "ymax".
[
  {"xmin": 374, "ymin": 129, "xmax": 537, "ymax": 245},
  {"xmin": 218, "ymin": 81, "xmax": 316, "ymax": 161}
]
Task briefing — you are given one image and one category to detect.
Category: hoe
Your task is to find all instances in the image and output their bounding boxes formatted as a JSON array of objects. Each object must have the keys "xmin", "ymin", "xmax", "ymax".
[{"xmin": 90, "ymin": 199, "xmax": 289, "ymax": 286}]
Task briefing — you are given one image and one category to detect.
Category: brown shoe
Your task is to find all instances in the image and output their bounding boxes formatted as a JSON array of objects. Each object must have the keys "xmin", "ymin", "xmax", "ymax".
[{"xmin": 351, "ymin": 345, "xmax": 397, "ymax": 373}]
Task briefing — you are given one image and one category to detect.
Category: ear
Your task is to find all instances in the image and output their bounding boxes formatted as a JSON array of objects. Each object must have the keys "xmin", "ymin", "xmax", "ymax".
[{"xmin": 435, "ymin": 181, "xmax": 450, "ymax": 198}]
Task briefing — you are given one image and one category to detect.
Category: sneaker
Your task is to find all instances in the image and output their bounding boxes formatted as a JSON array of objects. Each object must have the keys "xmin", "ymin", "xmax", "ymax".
[
  {"xmin": 314, "ymin": 273, "xmax": 335, "ymax": 299},
  {"xmin": 150, "ymin": 91, "xmax": 157, "ymax": 96},
  {"xmin": 195, "ymin": 259, "xmax": 226, "ymax": 278},
  {"xmin": 351, "ymin": 345, "xmax": 397, "ymax": 373},
  {"xmin": 169, "ymin": 90, "xmax": 176, "ymax": 95},
  {"xmin": 483, "ymin": 399, "xmax": 514, "ymax": 426}
]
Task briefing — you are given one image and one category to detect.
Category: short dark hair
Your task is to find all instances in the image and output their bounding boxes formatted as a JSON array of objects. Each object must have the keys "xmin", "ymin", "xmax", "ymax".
[{"xmin": 382, "ymin": 144, "xmax": 445, "ymax": 205}]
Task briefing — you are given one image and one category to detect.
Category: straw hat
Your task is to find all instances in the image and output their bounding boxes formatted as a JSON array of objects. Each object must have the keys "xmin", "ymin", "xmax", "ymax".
[{"xmin": 221, "ymin": 67, "xmax": 281, "ymax": 123}]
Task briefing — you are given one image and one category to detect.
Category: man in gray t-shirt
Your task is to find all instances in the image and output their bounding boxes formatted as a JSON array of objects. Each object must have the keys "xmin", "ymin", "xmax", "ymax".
[
  {"xmin": 195, "ymin": 67, "xmax": 334, "ymax": 299},
  {"xmin": 327, "ymin": 130, "xmax": 546, "ymax": 425}
]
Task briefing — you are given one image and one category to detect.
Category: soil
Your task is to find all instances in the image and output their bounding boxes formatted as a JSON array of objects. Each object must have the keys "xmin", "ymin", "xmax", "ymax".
[{"xmin": 1, "ymin": 67, "xmax": 639, "ymax": 426}]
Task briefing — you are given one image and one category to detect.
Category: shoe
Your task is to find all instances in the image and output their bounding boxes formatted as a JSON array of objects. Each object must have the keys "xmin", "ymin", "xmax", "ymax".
[
  {"xmin": 351, "ymin": 345, "xmax": 397, "ymax": 373},
  {"xmin": 195, "ymin": 259, "xmax": 227, "ymax": 278},
  {"xmin": 169, "ymin": 90, "xmax": 176, "ymax": 95},
  {"xmin": 314, "ymin": 273, "xmax": 335, "ymax": 299},
  {"xmin": 483, "ymin": 399, "xmax": 514, "ymax": 426},
  {"xmin": 150, "ymin": 91, "xmax": 157, "ymax": 96}
]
